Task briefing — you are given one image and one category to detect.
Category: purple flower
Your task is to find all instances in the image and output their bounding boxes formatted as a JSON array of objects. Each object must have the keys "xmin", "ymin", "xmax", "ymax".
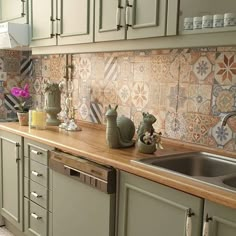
[{"xmin": 10, "ymin": 83, "xmax": 31, "ymax": 112}]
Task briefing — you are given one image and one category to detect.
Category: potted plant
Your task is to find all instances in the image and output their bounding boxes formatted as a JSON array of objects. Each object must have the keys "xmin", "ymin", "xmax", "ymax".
[
  {"xmin": 10, "ymin": 84, "xmax": 32, "ymax": 126},
  {"xmin": 137, "ymin": 131, "xmax": 163, "ymax": 154}
]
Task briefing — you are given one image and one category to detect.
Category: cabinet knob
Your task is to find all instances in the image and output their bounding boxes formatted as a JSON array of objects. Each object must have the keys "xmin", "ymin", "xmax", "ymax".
[
  {"xmin": 186, "ymin": 208, "xmax": 194, "ymax": 236},
  {"xmin": 31, "ymin": 213, "xmax": 42, "ymax": 220},
  {"xmin": 31, "ymin": 191, "xmax": 42, "ymax": 198},
  {"xmin": 202, "ymin": 214, "xmax": 212, "ymax": 236},
  {"xmin": 31, "ymin": 170, "xmax": 43, "ymax": 177},
  {"xmin": 31, "ymin": 150, "xmax": 42, "ymax": 155}
]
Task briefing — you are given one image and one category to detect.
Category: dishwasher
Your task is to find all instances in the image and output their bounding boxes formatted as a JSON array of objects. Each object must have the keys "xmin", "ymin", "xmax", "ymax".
[{"xmin": 49, "ymin": 150, "xmax": 116, "ymax": 236}]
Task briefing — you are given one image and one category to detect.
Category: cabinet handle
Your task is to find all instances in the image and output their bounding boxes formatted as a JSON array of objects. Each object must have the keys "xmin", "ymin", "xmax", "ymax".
[
  {"xmin": 186, "ymin": 209, "xmax": 194, "ymax": 236},
  {"xmin": 31, "ymin": 213, "xmax": 42, "ymax": 220},
  {"xmin": 116, "ymin": 6, "xmax": 123, "ymax": 30},
  {"xmin": 56, "ymin": 18, "xmax": 61, "ymax": 36},
  {"xmin": 15, "ymin": 143, "xmax": 20, "ymax": 162},
  {"xmin": 31, "ymin": 150, "xmax": 42, "ymax": 155},
  {"xmin": 50, "ymin": 16, "xmax": 55, "ymax": 38},
  {"xmin": 125, "ymin": 2, "xmax": 132, "ymax": 30},
  {"xmin": 202, "ymin": 214, "xmax": 212, "ymax": 236},
  {"xmin": 31, "ymin": 170, "xmax": 43, "ymax": 177},
  {"xmin": 31, "ymin": 191, "xmax": 42, "ymax": 198},
  {"xmin": 21, "ymin": 0, "xmax": 26, "ymax": 17}
]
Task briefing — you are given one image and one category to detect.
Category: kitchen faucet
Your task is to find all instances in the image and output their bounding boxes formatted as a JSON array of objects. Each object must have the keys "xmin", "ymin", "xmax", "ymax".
[{"xmin": 221, "ymin": 111, "xmax": 236, "ymax": 126}]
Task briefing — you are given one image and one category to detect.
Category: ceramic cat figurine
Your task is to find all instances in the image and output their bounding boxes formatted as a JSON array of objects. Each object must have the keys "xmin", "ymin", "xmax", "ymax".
[
  {"xmin": 137, "ymin": 112, "xmax": 157, "ymax": 138},
  {"xmin": 105, "ymin": 105, "xmax": 135, "ymax": 149}
]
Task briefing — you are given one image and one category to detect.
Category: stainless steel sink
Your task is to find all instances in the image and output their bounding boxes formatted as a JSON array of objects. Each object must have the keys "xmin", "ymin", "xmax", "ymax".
[
  {"xmin": 132, "ymin": 152, "xmax": 236, "ymax": 192},
  {"xmin": 223, "ymin": 176, "xmax": 236, "ymax": 188}
]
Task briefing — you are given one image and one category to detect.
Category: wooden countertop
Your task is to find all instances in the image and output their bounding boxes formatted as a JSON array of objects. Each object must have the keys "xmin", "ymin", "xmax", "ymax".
[{"xmin": 1, "ymin": 122, "xmax": 236, "ymax": 209}]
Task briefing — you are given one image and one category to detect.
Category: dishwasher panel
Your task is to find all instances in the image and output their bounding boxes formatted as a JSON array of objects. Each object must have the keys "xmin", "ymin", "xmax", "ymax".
[{"xmin": 49, "ymin": 150, "xmax": 116, "ymax": 236}]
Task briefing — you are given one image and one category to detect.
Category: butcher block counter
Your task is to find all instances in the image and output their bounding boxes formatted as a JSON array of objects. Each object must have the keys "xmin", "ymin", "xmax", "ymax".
[{"xmin": 0, "ymin": 122, "xmax": 236, "ymax": 209}]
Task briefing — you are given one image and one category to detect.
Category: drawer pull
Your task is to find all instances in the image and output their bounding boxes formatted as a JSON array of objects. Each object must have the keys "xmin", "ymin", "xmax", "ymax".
[
  {"xmin": 31, "ymin": 213, "xmax": 42, "ymax": 220},
  {"xmin": 31, "ymin": 150, "xmax": 42, "ymax": 155},
  {"xmin": 31, "ymin": 191, "xmax": 42, "ymax": 198},
  {"xmin": 31, "ymin": 170, "xmax": 43, "ymax": 177}
]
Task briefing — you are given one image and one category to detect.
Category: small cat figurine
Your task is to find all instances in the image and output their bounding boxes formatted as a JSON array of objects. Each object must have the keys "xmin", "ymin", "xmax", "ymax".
[
  {"xmin": 105, "ymin": 105, "xmax": 135, "ymax": 149},
  {"xmin": 137, "ymin": 112, "xmax": 157, "ymax": 138}
]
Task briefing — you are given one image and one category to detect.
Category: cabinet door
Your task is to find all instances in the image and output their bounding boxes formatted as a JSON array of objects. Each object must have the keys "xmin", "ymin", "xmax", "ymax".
[
  {"xmin": 118, "ymin": 171, "xmax": 203, "ymax": 236},
  {"xmin": 29, "ymin": 0, "xmax": 56, "ymax": 47},
  {"xmin": 57, "ymin": 0, "xmax": 94, "ymax": 45},
  {"xmin": 0, "ymin": 131, "xmax": 23, "ymax": 231},
  {"xmin": 126, "ymin": 0, "xmax": 167, "ymax": 39},
  {"xmin": 0, "ymin": 0, "xmax": 28, "ymax": 23},
  {"xmin": 204, "ymin": 200, "xmax": 236, "ymax": 236},
  {"xmin": 95, "ymin": 0, "xmax": 126, "ymax": 42}
]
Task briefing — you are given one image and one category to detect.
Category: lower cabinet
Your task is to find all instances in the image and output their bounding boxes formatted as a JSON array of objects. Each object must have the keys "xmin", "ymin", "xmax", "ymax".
[
  {"xmin": 203, "ymin": 200, "xmax": 236, "ymax": 236},
  {"xmin": 0, "ymin": 131, "xmax": 23, "ymax": 231},
  {"xmin": 117, "ymin": 171, "xmax": 203, "ymax": 236}
]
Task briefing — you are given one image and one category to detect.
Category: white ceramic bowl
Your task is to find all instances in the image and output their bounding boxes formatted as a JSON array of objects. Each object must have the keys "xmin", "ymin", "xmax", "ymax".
[
  {"xmin": 184, "ymin": 17, "xmax": 193, "ymax": 30},
  {"xmin": 224, "ymin": 13, "xmax": 236, "ymax": 26},
  {"xmin": 213, "ymin": 14, "xmax": 224, "ymax": 28},
  {"xmin": 193, "ymin": 16, "xmax": 202, "ymax": 29},
  {"xmin": 202, "ymin": 15, "xmax": 213, "ymax": 28}
]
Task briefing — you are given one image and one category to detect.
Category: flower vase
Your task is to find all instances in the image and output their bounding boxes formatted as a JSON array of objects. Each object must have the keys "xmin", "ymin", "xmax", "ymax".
[
  {"xmin": 17, "ymin": 112, "xmax": 29, "ymax": 126},
  {"xmin": 137, "ymin": 135, "xmax": 157, "ymax": 154}
]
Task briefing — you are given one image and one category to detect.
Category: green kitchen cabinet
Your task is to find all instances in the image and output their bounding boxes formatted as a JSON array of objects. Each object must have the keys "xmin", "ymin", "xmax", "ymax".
[
  {"xmin": 29, "ymin": 0, "xmax": 94, "ymax": 47},
  {"xmin": 0, "ymin": 131, "xmax": 24, "ymax": 231},
  {"xmin": 95, "ymin": 0, "xmax": 178, "ymax": 42},
  {"xmin": 203, "ymin": 200, "xmax": 236, "ymax": 236},
  {"xmin": 0, "ymin": 0, "xmax": 28, "ymax": 23},
  {"xmin": 23, "ymin": 138, "xmax": 53, "ymax": 236},
  {"xmin": 117, "ymin": 171, "xmax": 203, "ymax": 236}
]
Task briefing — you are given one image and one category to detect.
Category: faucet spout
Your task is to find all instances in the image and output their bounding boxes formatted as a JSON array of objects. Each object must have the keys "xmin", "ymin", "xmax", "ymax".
[{"xmin": 221, "ymin": 111, "xmax": 236, "ymax": 126}]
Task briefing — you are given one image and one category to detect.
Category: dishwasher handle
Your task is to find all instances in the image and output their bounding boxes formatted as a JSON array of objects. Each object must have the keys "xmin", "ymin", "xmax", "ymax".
[{"xmin": 49, "ymin": 153, "xmax": 116, "ymax": 194}]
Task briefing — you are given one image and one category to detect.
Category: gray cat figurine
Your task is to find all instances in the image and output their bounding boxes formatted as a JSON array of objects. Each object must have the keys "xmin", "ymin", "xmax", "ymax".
[{"xmin": 105, "ymin": 105, "xmax": 135, "ymax": 149}]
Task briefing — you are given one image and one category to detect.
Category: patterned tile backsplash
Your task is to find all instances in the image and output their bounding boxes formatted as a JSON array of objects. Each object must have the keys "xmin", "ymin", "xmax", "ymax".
[
  {"xmin": 0, "ymin": 50, "xmax": 32, "ymax": 120},
  {"xmin": 1, "ymin": 47, "xmax": 236, "ymax": 153}
]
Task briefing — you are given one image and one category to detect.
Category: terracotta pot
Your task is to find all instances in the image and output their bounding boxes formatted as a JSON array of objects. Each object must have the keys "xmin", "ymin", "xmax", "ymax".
[{"xmin": 17, "ymin": 112, "xmax": 29, "ymax": 126}]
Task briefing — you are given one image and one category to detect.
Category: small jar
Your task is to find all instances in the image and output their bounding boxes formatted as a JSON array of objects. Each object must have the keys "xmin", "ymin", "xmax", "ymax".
[
  {"xmin": 202, "ymin": 15, "xmax": 213, "ymax": 28},
  {"xmin": 184, "ymin": 17, "xmax": 193, "ymax": 30},
  {"xmin": 193, "ymin": 16, "xmax": 202, "ymax": 29},
  {"xmin": 29, "ymin": 109, "xmax": 47, "ymax": 130},
  {"xmin": 213, "ymin": 14, "xmax": 224, "ymax": 28},
  {"xmin": 224, "ymin": 13, "xmax": 236, "ymax": 26}
]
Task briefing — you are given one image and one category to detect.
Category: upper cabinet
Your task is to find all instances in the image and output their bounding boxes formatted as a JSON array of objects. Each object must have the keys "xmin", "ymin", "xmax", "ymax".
[
  {"xmin": 179, "ymin": 0, "xmax": 236, "ymax": 34},
  {"xmin": 29, "ymin": 0, "xmax": 94, "ymax": 47},
  {"xmin": 95, "ymin": 0, "xmax": 177, "ymax": 42},
  {"xmin": 0, "ymin": 0, "xmax": 28, "ymax": 23}
]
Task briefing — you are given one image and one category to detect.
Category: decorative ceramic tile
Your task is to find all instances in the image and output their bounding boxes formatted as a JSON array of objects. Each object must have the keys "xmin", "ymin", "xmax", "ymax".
[
  {"xmin": 75, "ymin": 57, "xmax": 92, "ymax": 81},
  {"xmin": 177, "ymin": 83, "xmax": 188, "ymax": 112},
  {"xmin": 32, "ymin": 58, "xmax": 42, "ymax": 78},
  {"xmin": 3, "ymin": 50, "xmax": 21, "ymax": 58},
  {"xmin": 89, "ymin": 101, "xmax": 103, "ymax": 124},
  {"xmin": 187, "ymin": 84, "xmax": 212, "ymax": 114},
  {"xmin": 179, "ymin": 53, "xmax": 191, "ymax": 83},
  {"xmin": 118, "ymin": 84, "xmax": 131, "ymax": 105},
  {"xmin": 212, "ymin": 85, "xmax": 236, "ymax": 115},
  {"xmin": 159, "ymin": 82, "xmax": 178, "ymax": 111},
  {"xmin": 90, "ymin": 54, "xmax": 105, "ymax": 81},
  {"xmin": 0, "ymin": 57, "xmax": 4, "ymax": 71},
  {"xmin": 133, "ymin": 61, "xmax": 152, "ymax": 81},
  {"xmin": 191, "ymin": 52, "xmax": 215, "ymax": 84},
  {"xmin": 104, "ymin": 81, "xmax": 117, "ymax": 105},
  {"xmin": 104, "ymin": 56, "xmax": 118, "ymax": 86},
  {"xmin": 164, "ymin": 112, "xmax": 187, "ymax": 139},
  {"xmin": 33, "ymin": 77, "xmax": 42, "ymax": 94},
  {"xmin": 183, "ymin": 113, "xmax": 218, "ymax": 145},
  {"xmin": 211, "ymin": 120, "xmax": 233, "ymax": 147},
  {"xmin": 131, "ymin": 82, "xmax": 149, "ymax": 110},
  {"xmin": 41, "ymin": 58, "xmax": 50, "ymax": 78},
  {"xmin": 20, "ymin": 56, "xmax": 32, "ymax": 77},
  {"xmin": 79, "ymin": 99, "xmax": 89, "ymax": 120},
  {"xmin": 117, "ymin": 56, "xmax": 133, "ymax": 80},
  {"xmin": 90, "ymin": 80, "xmax": 104, "ymax": 105},
  {"xmin": 217, "ymin": 47, "xmax": 236, "ymax": 52},
  {"xmin": 215, "ymin": 53, "xmax": 236, "ymax": 85},
  {"xmin": 49, "ymin": 55, "xmax": 65, "ymax": 82},
  {"xmin": 0, "ymin": 72, "xmax": 7, "ymax": 81},
  {"xmin": 4, "ymin": 58, "xmax": 20, "ymax": 72}
]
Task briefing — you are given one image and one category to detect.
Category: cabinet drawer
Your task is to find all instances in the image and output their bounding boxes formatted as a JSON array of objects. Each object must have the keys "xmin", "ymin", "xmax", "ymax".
[
  {"xmin": 24, "ymin": 139, "xmax": 52, "ymax": 165},
  {"xmin": 30, "ymin": 160, "xmax": 48, "ymax": 187},
  {"xmin": 24, "ymin": 178, "xmax": 52, "ymax": 212},
  {"xmin": 24, "ymin": 198, "xmax": 52, "ymax": 236}
]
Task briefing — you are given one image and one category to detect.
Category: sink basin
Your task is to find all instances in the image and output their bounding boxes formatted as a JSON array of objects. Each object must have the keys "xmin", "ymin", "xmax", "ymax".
[
  {"xmin": 223, "ymin": 176, "xmax": 236, "ymax": 189},
  {"xmin": 135, "ymin": 152, "xmax": 236, "ymax": 177}
]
